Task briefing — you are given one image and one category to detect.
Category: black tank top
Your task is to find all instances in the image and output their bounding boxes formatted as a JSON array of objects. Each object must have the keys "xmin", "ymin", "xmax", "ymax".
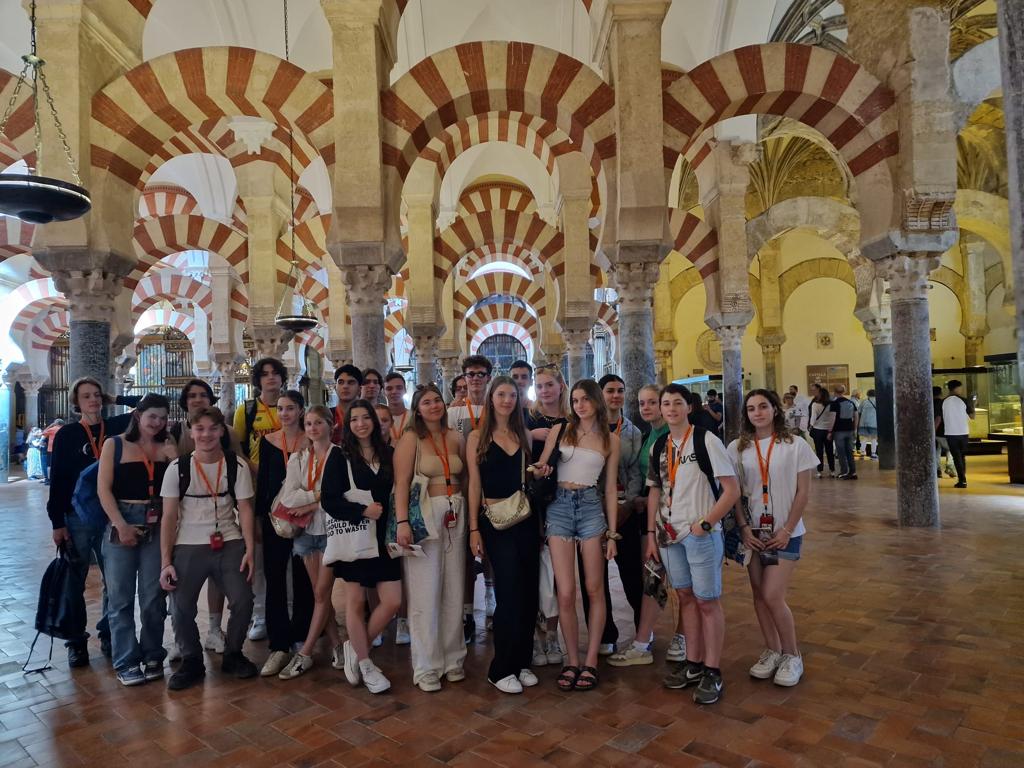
[
  {"xmin": 479, "ymin": 441, "xmax": 524, "ymax": 499},
  {"xmin": 113, "ymin": 460, "xmax": 168, "ymax": 499}
]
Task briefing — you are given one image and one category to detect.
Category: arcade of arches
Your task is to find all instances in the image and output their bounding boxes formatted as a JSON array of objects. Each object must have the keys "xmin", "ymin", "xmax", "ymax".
[{"xmin": 1, "ymin": 0, "xmax": 1023, "ymax": 533}]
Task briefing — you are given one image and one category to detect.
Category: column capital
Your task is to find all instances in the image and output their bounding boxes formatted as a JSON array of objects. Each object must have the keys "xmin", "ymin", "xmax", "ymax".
[
  {"xmin": 562, "ymin": 327, "xmax": 591, "ymax": 355},
  {"xmin": 861, "ymin": 315, "xmax": 893, "ymax": 346},
  {"xmin": 342, "ymin": 264, "xmax": 391, "ymax": 314},
  {"xmin": 49, "ymin": 269, "xmax": 122, "ymax": 322},
  {"xmin": 327, "ymin": 341, "xmax": 352, "ymax": 371},
  {"xmin": 611, "ymin": 261, "xmax": 659, "ymax": 312},
  {"xmin": 713, "ymin": 324, "xmax": 746, "ymax": 353},
  {"xmin": 228, "ymin": 116, "xmax": 276, "ymax": 155},
  {"xmin": 878, "ymin": 252, "xmax": 939, "ymax": 302},
  {"xmin": 756, "ymin": 328, "xmax": 786, "ymax": 349},
  {"xmin": 15, "ymin": 373, "xmax": 48, "ymax": 395},
  {"xmin": 250, "ymin": 325, "xmax": 293, "ymax": 359}
]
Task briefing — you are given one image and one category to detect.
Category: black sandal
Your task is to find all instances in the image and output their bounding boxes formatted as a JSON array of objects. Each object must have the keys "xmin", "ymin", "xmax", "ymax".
[
  {"xmin": 575, "ymin": 665, "xmax": 599, "ymax": 691},
  {"xmin": 556, "ymin": 665, "xmax": 580, "ymax": 691}
]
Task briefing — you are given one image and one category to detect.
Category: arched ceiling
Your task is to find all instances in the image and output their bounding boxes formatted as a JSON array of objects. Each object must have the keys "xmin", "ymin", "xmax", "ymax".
[{"xmin": 148, "ymin": 154, "xmax": 238, "ymax": 224}]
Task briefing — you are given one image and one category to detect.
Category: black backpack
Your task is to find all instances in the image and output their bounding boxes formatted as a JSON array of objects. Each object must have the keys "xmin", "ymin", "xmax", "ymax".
[
  {"xmin": 24, "ymin": 545, "xmax": 86, "ymax": 672},
  {"xmin": 650, "ymin": 426, "xmax": 722, "ymax": 502},
  {"xmin": 239, "ymin": 399, "xmax": 260, "ymax": 455},
  {"xmin": 178, "ymin": 452, "xmax": 239, "ymax": 507}
]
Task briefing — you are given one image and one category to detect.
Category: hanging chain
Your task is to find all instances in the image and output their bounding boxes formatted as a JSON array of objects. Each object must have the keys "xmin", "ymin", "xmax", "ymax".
[
  {"xmin": 284, "ymin": 0, "xmax": 300, "ymax": 302},
  {"xmin": 0, "ymin": 0, "xmax": 82, "ymax": 183}
]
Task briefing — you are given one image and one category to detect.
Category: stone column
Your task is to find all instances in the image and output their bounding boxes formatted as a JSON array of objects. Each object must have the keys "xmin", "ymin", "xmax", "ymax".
[
  {"xmin": 880, "ymin": 253, "xmax": 940, "ymax": 527},
  {"xmin": 654, "ymin": 340, "xmax": 674, "ymax": 386},
  {"xmin": 863, "ymin": 318, "xmax": 896, "ymax": 470},
  {"xmin": 714, "ymin": 325, "xmax": 747, "ymax": 444},
  {"xmin": 996, "ymin": 0, "xmax": 1024, "ymax": 411},
  {"xmin": 0, "ymin": 371, "xmax": 10, "ymax": 483},
  {"xmin": 343, "ymin": 265, "xmax": 390, "ymax": 374},
  {"xmin": 18, "ymin": 377, "xmax": 45, "ymax": 430},
  {"xmin": 960, "ymin": 234, "xmax": 989, "ymax": 367},
  {"xmin": 756, "ymin": 329, "xmax": 785, "ymax": 394},
  {"xmin": 50, "ymin": 270, "xmax": 121, "ymax": 390},
  {"xmin": 563, "ymin": 328, "xmax": 591, "ymax": 385},
  {"xmin": 963, "ymin": 335, "xmax": 985, "ymax": 368},
  {"xmin": 438, "ymin": 355, "xmax": 461, "ymax": 397},
  {"xmin": 214, "ymin": 358, "xmax": 238, "ymax": 415},
  {"xmin": 251, "ymin": 326, "xmax": 293, "ymax": 360},
  {"xmin": 613, "ymin": 262, "xmax": 659, "ymax": 424},
  {"xmin": 412, "ymin": 333, "xmax": 438, "ymax": 387}
]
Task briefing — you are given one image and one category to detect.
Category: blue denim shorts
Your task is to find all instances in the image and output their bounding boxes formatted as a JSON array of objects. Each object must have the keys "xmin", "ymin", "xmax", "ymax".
[
  {"xmin": 660, "ymin": 531, "xmax": 724, "ymax": 600},
  {"xmin": 293, "ymin": 531, "xmax": 327, "ymax": 557},
  {"xmin": 545, "ymin": 486, "xmax": 606, "ymax": 541},
  {"xmin": 776, "ymin": 534, "xmax": 802, "ymax": 562}
]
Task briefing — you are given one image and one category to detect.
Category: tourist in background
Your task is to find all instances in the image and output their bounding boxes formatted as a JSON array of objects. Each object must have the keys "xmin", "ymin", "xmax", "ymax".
[
  {"xmin": 857, "ymin": 390, "xmax": 878, "ymax": 460},
  {"xmin": 942, "ymin": 380, "xmax": 972, "ymax": 489},
  {"xmin": 808, "ymin": 387, "xmax": 836, "ymax": 478},
  {"xmin": 827, "ymin": 385, "xmax": 858, "ymax": 480}
]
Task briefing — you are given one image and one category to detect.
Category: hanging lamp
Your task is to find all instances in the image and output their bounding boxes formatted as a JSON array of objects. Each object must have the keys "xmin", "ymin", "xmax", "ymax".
[
  {"xmin": 274, "ymin": 0, "xmax": 319, "ymax": 334},
  {"xmin": 0, "ymin": 0, "xmax": 91, "ymax": 224}
]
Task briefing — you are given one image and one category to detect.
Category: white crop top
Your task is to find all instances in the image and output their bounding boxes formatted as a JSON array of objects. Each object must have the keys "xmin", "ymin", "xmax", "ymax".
[{"xmin": 558, "ymin": 445, "xmax": 605, "ymax": 486}]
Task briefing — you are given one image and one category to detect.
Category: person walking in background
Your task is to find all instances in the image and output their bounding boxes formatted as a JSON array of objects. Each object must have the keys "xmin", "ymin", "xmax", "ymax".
[
  {"xmin": 933, "ymin": 386, "xmax": 956, "ymax": 479},
  {"xmin": 827, "ymin": 385, "xmax": 858, "ymax": 480},
  {"xmin": 857, "ymin": 390, "xmax": 879, "ymax": 460},
  {"xmin": 40, "ymin": 418, "xmax": 64, "ymax": 484},
  {"xmin": 942, "ymin": 380, "xmax": 972, "ymax": 489},
  {"xmin": 705, "ymin": 390, "xmax": 724, "ymax": 437},
  {"xmin": 808, "ymin": 387, "xmax": 836, "ymax": 478}
]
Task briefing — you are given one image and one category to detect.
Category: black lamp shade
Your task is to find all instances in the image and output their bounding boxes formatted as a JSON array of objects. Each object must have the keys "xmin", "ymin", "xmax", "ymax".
[
  {"xmin": 275, "ymin": 314, "xmax": 319, "ymax": 333},
  {"xmin": 0, "ymin": 174, "xmax": 91, "ymax": 224}
]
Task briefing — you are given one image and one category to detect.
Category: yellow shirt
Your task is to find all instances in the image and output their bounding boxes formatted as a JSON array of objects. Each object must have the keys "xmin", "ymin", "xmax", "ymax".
[{"xmin": 233, "ymin": 399, "xmax": 280, "ymax": 467}]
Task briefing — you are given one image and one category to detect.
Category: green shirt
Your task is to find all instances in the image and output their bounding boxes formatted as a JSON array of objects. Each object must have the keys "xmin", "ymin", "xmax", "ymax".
[{"xmin": 638, "ymin": 423, "xmax": 669, "ymax": 480}]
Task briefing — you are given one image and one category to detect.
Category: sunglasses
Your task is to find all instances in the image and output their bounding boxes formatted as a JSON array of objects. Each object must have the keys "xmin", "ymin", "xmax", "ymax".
[{"xmin": 464, "ymin": 371, "xmax": 489, "ymax": 379}]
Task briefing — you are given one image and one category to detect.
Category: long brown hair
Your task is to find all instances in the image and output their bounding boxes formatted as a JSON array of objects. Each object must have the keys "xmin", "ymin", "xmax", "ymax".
[
  {"xmin": 737, "ymin": 388, "xmax": 793, "ymax": 452},
  {"xmin": 475, "ymin": 376, "xmax": 531, "ymax": 464},
  {"xmin": 340, "ymin": 399, "xmax": 388, "ymax": 465},
  {"xmin": 410, "ymin": 383, "xmax": 448, "ymax": 437},
  {"xmin": 528, "ymin": 365, "xmax": 569, "ymax": 420},
  {"xmin": 563, "ymin": 379, "xmax": 610, "ymax": 451}
]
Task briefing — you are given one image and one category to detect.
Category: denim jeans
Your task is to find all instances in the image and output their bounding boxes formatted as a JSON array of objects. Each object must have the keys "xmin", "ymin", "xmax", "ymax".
[
  {"xmin": 101, "ymin": 502, "xmax": 167, "ymax": 672},
  {"xmin": 64, "ymin": 512, "xmax": 110, "ymax": 647},
  {"xmin": 833, "ymin": 431, "xmax": 855, "ymax": 475}
]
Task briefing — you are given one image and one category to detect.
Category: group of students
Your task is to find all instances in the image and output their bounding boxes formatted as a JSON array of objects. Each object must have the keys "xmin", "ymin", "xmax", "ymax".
[
  {"xmin": 44, "ymin": 354, "xmax": 815, "ymax": 704},
  {"xmin": 782, "ymin": 383, "xmax": 875, "ymax": 481}
]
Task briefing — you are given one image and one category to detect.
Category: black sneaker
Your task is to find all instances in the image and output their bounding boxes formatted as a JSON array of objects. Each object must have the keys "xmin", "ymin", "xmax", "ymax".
[
  {"xmin": 954, "ymin": 482, "xmax": 967, "ymax": 488},
  {"xmin": 464, "ymin": 614, "xmax": 476, "ymax": 645},
  {"xmin": 663, "ymin": 661, "xmax": 704, "ymax": 689},
  {"xmin": 100, "ymin": 636, "xmax": 112, "ymax": 659},
  {"xmin": 168, "ymin": 658, "xmax": 205, "ymax": 691},
  {"xmin": 693, "ymin": 668, "xmax": 724, "ymax": 705},
  {"xmin": 222, "ymin": 652, "xmax": 258, "ymax": 679},
  {"xmin": 66, "ymin": 643, "xmax": 89, "ymax": 668}
]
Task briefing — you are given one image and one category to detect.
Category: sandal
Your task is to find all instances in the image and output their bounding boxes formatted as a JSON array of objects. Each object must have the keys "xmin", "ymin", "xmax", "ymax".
[
  {"xmin": 575, "ymin": 665, "xmax": 599, "ymax": 691},
  {"xmin": 556, "ymin": 665, "xmax": 580, "ymax": 691}
]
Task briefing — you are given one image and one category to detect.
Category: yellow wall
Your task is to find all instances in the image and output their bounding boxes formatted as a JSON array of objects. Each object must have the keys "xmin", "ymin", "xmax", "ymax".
[
  {"xmin": 928, "ymin": 282, "xmax": 965, "ymax": 367},
  {"xmin": 670, "ymin": 284, "xmax": 763, "ymax": 386}
]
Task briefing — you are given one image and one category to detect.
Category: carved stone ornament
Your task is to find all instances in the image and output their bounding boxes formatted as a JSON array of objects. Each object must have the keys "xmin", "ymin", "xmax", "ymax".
[
  {"xmin": 878, "ymin": 253, "xmax": 940, "ymax": 302},
  {"xmin": 50, "ymin": 270, "xmax": 120, "ymax": 322},
  {"xmin": 903, "ymin": 191, "xmax": 956, "ymax": 233},
  {"xmin": 713, "ymin": 324, "xmax": 746, "ymax": 353},
  {"xmin": 611, "ymin": 262, "xmax": 659, "ymax": 312},
  {"xmin": 696, "ymin": 329, "xmax": 722, "ymax": 372},
  {"xmin": 342, "ymin": 265, "xmax": 392, "ymax": 313}
]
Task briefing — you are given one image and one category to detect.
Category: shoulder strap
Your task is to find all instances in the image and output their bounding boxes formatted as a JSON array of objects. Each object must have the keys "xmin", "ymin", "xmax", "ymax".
[
  {"xmin": 242, "ymin": 399, "xmax": 258, "ymax": 453},
  {"xmin": 692, "ymin": 428, "xmax": 721, "ymax": 502},
  {"xmin": 114, "ymin": 435, "xmax": 123, "ymax": 464},
  {"xmin": 226, "ymin": 455, "xmax": 238, "ymax": 506},
  {"xmin": 651, "ymin": 431, "xmax": 670, "ymax": 474},
  {"xmin": 178, "ymin": 453, "xmax": 192, "ymax": 496}
]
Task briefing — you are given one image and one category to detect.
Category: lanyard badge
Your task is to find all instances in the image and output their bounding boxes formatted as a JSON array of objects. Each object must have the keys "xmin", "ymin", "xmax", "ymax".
[
  {"xmin": 194, "ymin": 457, "xmax": 225, "ymax": 550},
  {"xmin": 427, "ymin": 431, "xmax": 458, "ymax": 528},
  {"xmin": 660, "ymin": 427, "xmax": 692, "ymax": 543},
  {"xmin": 754, "ymin": 436, "xmax": 776, "ymax": 528},
  {"xmin": 141, "ymin": 453, "xmax": 161, "ymax": 524}
]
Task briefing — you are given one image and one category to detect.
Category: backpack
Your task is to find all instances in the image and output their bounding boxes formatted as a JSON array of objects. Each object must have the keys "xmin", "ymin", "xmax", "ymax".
[
  {"xmin": 239, "ymin": 399, "xmax": 260, "ymax": 455},
  {"xmin": 71, "ymin": 436, "xmax": 122, "ymax": 528},
  {"xmin": 24, "ymin": 544, "xmax": 86, "ymax": 672},
  {"xmin": 177, "ymin": 452, "xmax": 239, "ymax": 508},
  {"xmin": 650, "ymin": 426, "xmax": 721, "ymax": 503}
]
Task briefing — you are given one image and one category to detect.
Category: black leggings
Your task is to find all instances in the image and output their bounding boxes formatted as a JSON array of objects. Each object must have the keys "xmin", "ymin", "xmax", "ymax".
[
  {"xmin": 945, "ymin": 434, "xmax": 968, "ymax": 484},
  {"xmin": 261, "ymin": 515, "xmax": 315, "ymax": 653},
  {"xmin": 810, "ymin": 427, "xmax": 835, "ymax": 472}
]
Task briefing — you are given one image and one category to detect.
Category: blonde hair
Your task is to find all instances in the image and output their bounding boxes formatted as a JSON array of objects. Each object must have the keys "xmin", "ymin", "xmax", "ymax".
[
  {"xmin": 529, "ymin": 365, "xmax": 569, "ymax": 420},
  {"xmin": 563, "ymin": 379, "xmax": 611, "ymax": 452}
]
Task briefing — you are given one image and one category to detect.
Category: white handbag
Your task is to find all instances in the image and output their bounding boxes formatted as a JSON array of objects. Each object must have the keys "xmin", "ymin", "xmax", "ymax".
[{"xmin": 324, "ymin": 453, "xmax": 380, "ymax": 564}]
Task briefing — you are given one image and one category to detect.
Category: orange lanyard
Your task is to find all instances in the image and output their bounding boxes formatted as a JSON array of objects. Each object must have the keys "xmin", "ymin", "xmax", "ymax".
[
  {"xmin": 259, "ymin": 400, "xmax": 280, "ymax": 431},
  {"xmin": 81, "ymin": 420, "xmax": 105, "ymax": 459},
  {"xmin": 611, "ymin": 418, "xmax": 623, "ymax": 435},
  {"xmin": 426, "ymin": 430, "xmax": 454, "ymax": 498},
  {"xmin": 306, "ymin": 447, "xmax": 327, "ymax": 491},
  {"xmin": 390, "ymin": 411, "xmax": 408, "ymax": 442},
  {"xmin": 754, "ymin": 435, "xmax": 776, "ymax": 510},
  {"xmin": 280, "ymin": 431, "xmax": 298, "ymax": 465},
  {"xmin": 194, "ymin": 457, "xmax": 224, "ymax": 525},
  {"xmin": 666, "ymin": 426, "xmax": 693, "ymax": 502},
  {"xmin": 467, "ymin": 402, "xmax": 480, "ymax": 430},
  {"xmin": 140, "ymin": 452, "xmax": 156, "ymax": 498},
  {"xmin": 335, "ymin": 405, "xmax": 346, "ymax": 429}
]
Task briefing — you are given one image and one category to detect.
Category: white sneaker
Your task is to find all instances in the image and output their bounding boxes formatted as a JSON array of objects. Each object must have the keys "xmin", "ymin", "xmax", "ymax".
[
  {"xmin": 204, "ymin": 627, "xmax": 226, "ymax": 654},
  {"xmin": 773, "ymin": 653, "xmax": 804, "ymax": 687},
  {"xmin": 359, "ymin": 660, "xmax": 391, "ymax": 694},
  {"xmin": 371, "ymin": 634, "xmax": 383, "ymax": 648},
  {"xmin": 167, "ymin": 644, "xmax": 182, "ymax": 663},
  {"xmin": 395, "ymin": 618, "xmax": 410, "ymax": 645},
  {"xmin": 598, "ymin": 643, "xmax": 616, "ymax": 656},
  {"xmin": 331, "ymin": 643, "xmax": 347, "ymax": 672},
  {"xmin": 815, "ymin": 471, "xmax": 822, "ymax": 479},
  {"xmin": 749, "ymin": 648, "xmax": 782, "ymax": 679},
  {"xmin": 247, "ymin": 617, "xmax": 267, "ymax": 641},
  {"xmin": 518, "ymin": 668, "xmax": 539, "ymax": 687},
  {"xmin": 417, "ymin": 672, "xmax": 442, "ymax": 692},
  {"xmin": 278, "ymin": 653, "xmax": 313, "ymax": 680},
  {"xmin": 490, "ymin": 674, "xmax": 523, "ymax": 694},
  {"xmin": 445, "ymin": 667, "xmax": 466, "ymax": 683},
  {"xmin": 341, "ymin": 641, "xmax": 360, "ymax": 686},
  {"xmin": 608, "ymin": 646, "xmax": 653, "ymax": 667},
  {"xmin": 261, "ymin": 651, "xmax": 292, "ymax": 677},
  {"xmin": 532, "ymin": 636, "xmax": 548, "ymax": 667},
  {"xmin": 546, "ymin": 637, "xmax": 564, "ymax": 665},
  {"xmin": 666, "ymin": 633, "xmax": 686, "ymax": 663}
]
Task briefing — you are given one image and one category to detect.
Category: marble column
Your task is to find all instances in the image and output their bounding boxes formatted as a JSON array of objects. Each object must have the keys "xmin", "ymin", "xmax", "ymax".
[
  {"xmin": 654, "ymin": 341, "xmax": 674, "ymax": 386},
  {"xmin": 963, "ymin": 335, "xmax": 985, "ymax": 368},
  {"xmin": 343, "ymin": 265, "xmax": 390, "ymax": 375},
  {"xmin": 0, "ymin": 371, "xmax": 10, "ymax": 482},
  {"xmin": 50, "ymin": 270, "xmax": 121, "ymax": 391},
  {"xmin": 438, "ymin": 355, "xmax": 461, "ymax": 398},
  {"xmin": 996, "ymin": 0, "xmax": 1024, "ymax": 411},
  {"xmin": 413, "ymin": 334, "xmax": 438, "ymax": 387},
  {"xmin": 563, "ymin": 328, "xmax": 591, "ymax": 385},
  {"xmin": 613, "ymin": 262, "xmax": 659, "ymax": 424},
  {"xmin": 881, "ymin": 253, "xmax": 940, "ymax": 527},
  {"xmin": 757, "ymin": 329, "xmax": 785, "ymax": 394},
  {"xmin": 19, "ymin": 378, "xmax": 45, "ymax": 430},
  {"xmin": 715, "ymin": 325, "xmax": 747, "ymax": 444},
  {"xmin": 215, "ymin": 358, "xmax": 238, "ymax": 415},
  {"xmin": 864, "ymin": 320, "xmax": 896, "ymax": 471}
]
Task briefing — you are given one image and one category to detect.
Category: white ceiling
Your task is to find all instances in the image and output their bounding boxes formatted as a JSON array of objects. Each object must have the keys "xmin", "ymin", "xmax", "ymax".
[{"xmin": 147, "ymin": 153, "xmax": 238, "ymax": 223}]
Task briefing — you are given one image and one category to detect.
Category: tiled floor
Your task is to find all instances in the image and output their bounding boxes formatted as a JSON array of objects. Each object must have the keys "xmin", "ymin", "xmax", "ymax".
[{"xmin": 1, "ymin": 454, "xmax": 1023, "ymax": 767}]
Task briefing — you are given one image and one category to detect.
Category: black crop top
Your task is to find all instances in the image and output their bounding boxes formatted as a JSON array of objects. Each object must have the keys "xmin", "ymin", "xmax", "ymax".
[
  {"xmin": 113, "ymin": 459, "xmax": 169, "ymax": 500},
  {"xmin": 479, "ymin": 441, "xmax": 525, "ymax": 500}
]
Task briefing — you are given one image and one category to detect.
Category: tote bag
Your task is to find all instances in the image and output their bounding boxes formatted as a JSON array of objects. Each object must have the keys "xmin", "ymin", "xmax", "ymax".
[
  {"xmin": 386, "ymin": 440, "xmax": 438, "ymax": 545},
  {"xmin": 324, "ymin": 453, "xmax": 380, "ymax": 564}
]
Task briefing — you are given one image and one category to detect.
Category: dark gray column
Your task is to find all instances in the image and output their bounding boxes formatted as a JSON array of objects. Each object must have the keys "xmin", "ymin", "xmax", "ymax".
[
  {"xmin": 343, "ymin": 264, "xmax": 391, "ymax": 376},
  {"xmin": 882, "ymin": 254, "xmax": 939, "ymax": 527},
  {"xmin": 872, "ymin": 340, "xmax": 896, "ymax": 470},
  {"xmin": 716, "ymin": 325, "xmax": 746, "ymax": 444},
  {"xmin": 997, "ymin": 2, "xmax": 1024, "ymax": 414},
  {"xmin": 614, "ymin": 263, "xmax": 659, "ymax": 425},
  {"xmin": 69, "ymin": 320, "xmax": 113, "ymax": 389}
]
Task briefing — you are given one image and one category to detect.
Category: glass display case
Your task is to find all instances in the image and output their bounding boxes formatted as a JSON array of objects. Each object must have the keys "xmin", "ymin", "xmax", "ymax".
[
  {"xmin": 932, "ymin": 367, "xmax": 989, "ymax": 439},
  {"xmin": 984, "ymin": 353, "xmax": 1022, "ymax": 436},
  {"xmin": 672, "ymin": 373, "xmax": 752, "ymax": 398}
]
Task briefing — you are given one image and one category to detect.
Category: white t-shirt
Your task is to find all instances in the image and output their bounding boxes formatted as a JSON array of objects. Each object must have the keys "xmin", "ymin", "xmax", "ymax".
[
  {"xmin": 161, "ymin": 454, "xmax": 255, "ymax": 546},
  {"xmin": 447, "ymin": 403, "xmax": 485, "ymax": 439},
  {"xmin": 646, "ymin": 428, "xmax": 735, "ymax": 540},
  {"xmin": 941, "ymin": 396, "xmax": 970, "ymax": 436},
  {"xmin": 728, "ymin": 436, "xmax": 817, "ymax": 538}
]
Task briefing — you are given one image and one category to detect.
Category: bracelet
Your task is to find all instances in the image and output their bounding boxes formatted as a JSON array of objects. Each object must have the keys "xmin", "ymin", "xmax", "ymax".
[
  {"xmin": 397, "ymin": 520, "xmax": 410, "ymax": 526},
  {"xmin": 469, "ymin": 528, "xmax": 479, "ymax": 533},
  {"xmin": 605, "ymin": 530, "xmax": 623, "ymax": 541},
  {"xmin": 782, "ymin": 526, "xmax": 794, "ymax": 535}
]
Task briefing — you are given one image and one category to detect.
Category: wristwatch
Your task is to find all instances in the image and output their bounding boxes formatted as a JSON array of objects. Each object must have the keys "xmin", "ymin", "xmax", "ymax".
[
  {"xmin": 699, "ymin": 518, "xmax": 712, "ymax": 533},
  {"xmin": 605, "ymin": 530, "xmax": 623, "ymax": 541}
]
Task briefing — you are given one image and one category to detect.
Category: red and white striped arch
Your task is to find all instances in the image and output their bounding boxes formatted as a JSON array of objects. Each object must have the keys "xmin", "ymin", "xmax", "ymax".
[
  {"xmin": 595, "ymin": 301, "xmax": 618, "ymax": 333},
  {"xmin": 453, "ymin": 273, "xmax": 547, "ymax": 323},
  {"xmin": 132, "ymin": 271, "xmax": 213, "ymax": 318},
  {"xmin": 469, "ymin": 321, "xmax": 535, "ymax": 362},
  {"xmin": 134, "ymin": 308, "xmax": 198, "ymax": 346},
  {"xmin": 457, "ymin": 182, "xmax": 537, "ymax": 220},
  {"xmin": 7, "ymin": 279, "xmax": 61, "ymax": 316},
  {"xmin": 455, "ymin": 243, "xmax": 545, "ymax": 282},
  {"xmin": 466, "ymin": 302, "xmax": 538, "ymax": 341},
  {"xmin": 666, "ymin": 208, "xmax": 720, "ymax": 278},
  {"xmin": 384, "ymin": 308, "xmax": 406, "ymax": 346},
  {"xmin": 663, "ymin": 43, "xmax": 897, "ymax": 244},
  {"xmin": 382, "ymin": 42, "xmax": 616, "ymax": 181},
  {"xmin": 12, "ymin": 296, "xmax": 68, "ymax": 341},
  {"xmin": 275, "ymin": 214, "xmax": 330, "ymax": 277},
  {"xmin": 294, "ymin": 329, "xmax": 326, "ymax": 358},
  {"xmin": 0, "ymin": 215, "xmax": 35, "ymax": 262},
  {"xmin": 28, "ymin": 310, "xmax": 70, "ymax": 352},
  {"xmin": 131, "ymin": 214, "xmax": 249, "ymax": 286},
  {"xmin": 138, "ymin": 184, "xmax": 198, "ymax": 218}
]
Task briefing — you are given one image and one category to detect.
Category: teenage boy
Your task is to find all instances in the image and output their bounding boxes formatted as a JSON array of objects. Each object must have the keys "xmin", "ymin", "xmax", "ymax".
[
  {"xmin": 384, "ymin": 372, "xmax": 410, "ymax": 442},
  {"xmin": 646, "ymin": 384, "xmax": 739, "ymax": 705},
  {"xmin": 942, "ymin": 379, "xmax": 973, "ymax": 488},
  {"xmin": 448, "ymin": 355, "xmax": 492, "ymax": 438},
  {"xmin": 160, "ymin": 407, "xmax": 259, "ymax": 690},
  {"xmin": 233, "ymin": 357, "xmax": 286, "ymax": 468},
  {"xmin": 332, "ymin": 364, "xmax": 363, "ymax": 443},
  {"xmin": 585, "ymin": 375, "xmax": 643, "ymax": 657},
  {"xmin": 510, "ymin": 360, "xmax": 533, "ymax": 407},
  {"xmin": 361, "ymin": 368, "xmax": 384, "ymax": 405},
  {"xmin": 827, "ymin": 384, "xmax": 858, "ymax": 480}
]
